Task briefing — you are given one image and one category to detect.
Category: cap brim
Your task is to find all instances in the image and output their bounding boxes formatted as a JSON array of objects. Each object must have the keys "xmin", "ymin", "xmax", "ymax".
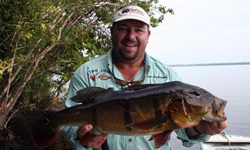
[{"xmin": 113, "ymin": 16, "xmax": 150, "ymax": 25}]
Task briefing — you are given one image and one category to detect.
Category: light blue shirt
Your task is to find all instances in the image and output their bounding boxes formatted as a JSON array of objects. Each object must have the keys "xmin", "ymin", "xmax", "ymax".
[{"xmin": 61, "ymin": 49, "xmax": 210, "ymax": 150}]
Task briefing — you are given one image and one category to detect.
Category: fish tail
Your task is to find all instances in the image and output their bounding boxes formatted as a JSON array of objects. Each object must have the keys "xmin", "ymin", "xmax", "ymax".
[
  {"xmin": 22, "ymin": 110, "xmax": 60, "ymax": 148},
  {"xmin": 33, "ymin": 121, "xmax": 60, "ymax": 148}
]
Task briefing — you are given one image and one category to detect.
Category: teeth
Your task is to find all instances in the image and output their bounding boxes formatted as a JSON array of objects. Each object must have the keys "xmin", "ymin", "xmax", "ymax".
[{"xmin": 124, "ymin": 43, "xmax": 137, "ymax": 47}]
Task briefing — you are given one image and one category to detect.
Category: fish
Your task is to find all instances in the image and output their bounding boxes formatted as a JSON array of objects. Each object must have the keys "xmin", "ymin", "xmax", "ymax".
[{"xmin": 30, "ymin": 81, "xmax": 227, "ymax": 149}]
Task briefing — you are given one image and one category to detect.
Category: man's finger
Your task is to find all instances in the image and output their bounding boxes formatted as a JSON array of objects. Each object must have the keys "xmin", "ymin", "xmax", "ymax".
[
  {"xmin": 77, "ymin": 124, "xmax": 93, "ymax": 139},
  {"xmin": 217, "ymin": 121, "xmax": 227, "ymax": 129}
]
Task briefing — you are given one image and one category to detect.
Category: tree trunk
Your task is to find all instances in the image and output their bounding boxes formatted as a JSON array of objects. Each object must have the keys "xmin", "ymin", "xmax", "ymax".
[{"xmin": 0, "ymin": 100, "xmax": 8, "ymax": 129}]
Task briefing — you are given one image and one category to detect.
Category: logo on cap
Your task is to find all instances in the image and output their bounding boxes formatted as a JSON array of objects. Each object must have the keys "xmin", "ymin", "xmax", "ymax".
[
  {"xmin": 113, "ymin": 5, "xmax": 150, "ymax": 25},
  {"xmin": 121, "ymin": 8, "xmax": 144, "ymax": 16},
  {"xmin": 122, "ymin": 9, "xmax": 129, "ymax": 13}
]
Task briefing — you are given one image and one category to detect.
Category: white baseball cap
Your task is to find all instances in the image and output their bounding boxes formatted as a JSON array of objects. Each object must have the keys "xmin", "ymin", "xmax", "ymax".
[{"xmin": 113, "ymin": 5, "xmax": 150, "ymax": 25}]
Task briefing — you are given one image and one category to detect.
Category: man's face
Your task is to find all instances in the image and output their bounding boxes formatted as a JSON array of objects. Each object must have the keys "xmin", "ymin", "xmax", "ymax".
[{"xmin": 111, "ymin": 20, "xmax": 151, "ymax": 62}]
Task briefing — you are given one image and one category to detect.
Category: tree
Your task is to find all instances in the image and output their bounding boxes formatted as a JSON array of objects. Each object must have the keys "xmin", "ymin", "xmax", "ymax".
[{"xmin": 0, "ymin": 0, "xmax": 173, "ymax": 149}]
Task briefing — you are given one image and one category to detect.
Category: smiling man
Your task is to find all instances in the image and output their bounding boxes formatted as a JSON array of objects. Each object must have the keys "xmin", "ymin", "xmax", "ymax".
[
  {"xmin": 111, "ymin": 19, "xmax": 150, "ymax": 61},
  {"xmin": 111, "ymin": 18, "xmax": 150, "ymax": 83},
  {"xmin": 61, "ymin": 4, "xmax": 227, "ymax": 150}
]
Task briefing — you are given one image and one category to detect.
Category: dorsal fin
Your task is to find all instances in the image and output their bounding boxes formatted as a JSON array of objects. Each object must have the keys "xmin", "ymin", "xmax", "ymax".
[{"xmin": 71, "ymin": 87, "xmax": 110, "ymax": 103}]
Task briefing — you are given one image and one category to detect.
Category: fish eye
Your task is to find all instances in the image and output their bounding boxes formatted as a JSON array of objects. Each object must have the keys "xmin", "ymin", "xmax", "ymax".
[
  {"xmin": 193, "ymin": 90, "xmax": 200, "ymax": 97},
  {"xmin": 173, "ymin": 106, "xmax": 179, "ymax": 112}
]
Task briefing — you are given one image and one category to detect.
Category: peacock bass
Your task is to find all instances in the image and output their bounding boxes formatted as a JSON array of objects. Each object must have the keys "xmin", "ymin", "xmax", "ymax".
[{"xmin": 32, "ymin": 81, "xmax": 227, "ymax": 149}]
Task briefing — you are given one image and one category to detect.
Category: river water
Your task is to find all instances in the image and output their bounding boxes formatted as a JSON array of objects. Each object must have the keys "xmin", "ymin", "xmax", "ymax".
[{"xmin": 169, "ymin": 65, "xmax": 250, "ymax": 149}]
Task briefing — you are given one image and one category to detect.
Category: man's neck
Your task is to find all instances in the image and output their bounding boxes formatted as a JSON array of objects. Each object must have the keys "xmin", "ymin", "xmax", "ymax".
[{"xmin": 113, "ymin": 53, "xmax": 145, "ymax": 81}]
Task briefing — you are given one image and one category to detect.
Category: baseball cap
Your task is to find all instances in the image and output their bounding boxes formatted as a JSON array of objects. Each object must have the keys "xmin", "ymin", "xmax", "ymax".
[{"xmin": 113, "ymin": 5, "xmax": 150, "ymax": 25}]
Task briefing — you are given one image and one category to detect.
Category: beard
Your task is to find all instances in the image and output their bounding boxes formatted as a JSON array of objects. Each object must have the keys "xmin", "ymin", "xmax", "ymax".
[
  {"xmin": 118, "ymin": 39, "xmax": 139, "ymax": 61},
  {"xmin": 119, "ymin": 49, "xmax": 139, "ymax": 61}
]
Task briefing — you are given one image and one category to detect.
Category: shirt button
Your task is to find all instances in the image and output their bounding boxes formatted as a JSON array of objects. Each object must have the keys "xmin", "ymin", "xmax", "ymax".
[{"xmin": 128, "ymin": 138, "xmax": 133, "ymax": 142}]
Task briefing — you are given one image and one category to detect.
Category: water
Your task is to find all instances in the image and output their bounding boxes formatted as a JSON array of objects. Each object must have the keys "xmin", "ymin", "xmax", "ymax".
[{"xmin": 169, "ymin": 65, "xmax": 250, "ymax": 149}]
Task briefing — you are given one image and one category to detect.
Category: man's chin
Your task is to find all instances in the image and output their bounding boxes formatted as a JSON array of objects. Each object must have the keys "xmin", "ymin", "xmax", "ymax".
[{"xmin": 119, "ymin": 51, "xmax": 138, "ymax": 61}]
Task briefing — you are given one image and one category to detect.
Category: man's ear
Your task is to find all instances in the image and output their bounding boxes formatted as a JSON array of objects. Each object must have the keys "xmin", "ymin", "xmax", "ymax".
[
  {"xmin": 110, "ymin": 26, "xmax": 114, "ymax": 38},
  {"xmin": 147, "ymin": 30, "xmax": 151, "ymax": 43}
]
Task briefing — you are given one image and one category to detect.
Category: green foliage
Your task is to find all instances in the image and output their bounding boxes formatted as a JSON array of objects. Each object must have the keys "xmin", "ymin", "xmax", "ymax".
[
  {"xmin": 0, "ymin": 0, "xmax": 174, "ymax": 111},
  {"xmin": 0, "ymin": 0, "xmax": 174, "ymax": 148}
]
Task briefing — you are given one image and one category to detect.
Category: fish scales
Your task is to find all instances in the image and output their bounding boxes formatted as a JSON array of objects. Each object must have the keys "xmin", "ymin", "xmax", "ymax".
[
  {"xmin": 29, "ymin": 81, "xmax": 227, "ymax": 149},
  {"xmin": 92, "ymin": 93, "xmax": 176, "ymax": 135},
  {"xmin": 56, "ymin": 92, "xmax": 176, "ymax": 135}
]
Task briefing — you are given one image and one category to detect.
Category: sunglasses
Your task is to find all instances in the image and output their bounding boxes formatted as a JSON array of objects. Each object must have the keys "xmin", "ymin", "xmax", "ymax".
[{"xmin": 111, "ymin": 63, "xmax": 146, "ymax": 87}]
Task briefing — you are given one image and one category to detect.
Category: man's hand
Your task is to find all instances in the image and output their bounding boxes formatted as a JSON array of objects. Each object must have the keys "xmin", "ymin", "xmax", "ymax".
[
  {"xmin": 197, "ymin": 120, "xmax": 227, "ymax": 135},
  {"xmin": 186, "ymin": 120, "xmax": 227, "ymax": 138},
  {"xmin": 77, "ymin": 124, "xmax": 108, "ymax": 149}
]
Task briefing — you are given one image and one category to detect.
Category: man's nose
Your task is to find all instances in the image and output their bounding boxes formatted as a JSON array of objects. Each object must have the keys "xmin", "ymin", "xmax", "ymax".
[{"xmin": 127, "ymin": 30, "xmax": 136, "ymax": 40}]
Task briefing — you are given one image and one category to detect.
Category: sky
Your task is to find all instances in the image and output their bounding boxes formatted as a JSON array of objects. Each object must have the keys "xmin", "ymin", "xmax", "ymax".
[
  {"xmin": 145, "ymin": 1, "xmax": 250, "ymax": 141},
  {"xmin": 146, "ymin": 0, "xmax": 250, "ymax": 65}
]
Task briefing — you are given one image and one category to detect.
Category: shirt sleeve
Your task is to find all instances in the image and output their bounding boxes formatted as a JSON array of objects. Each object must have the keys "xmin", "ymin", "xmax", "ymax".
[{"xmin": 175, "ymin": 128, "xmax": 211, "ymax": 147}]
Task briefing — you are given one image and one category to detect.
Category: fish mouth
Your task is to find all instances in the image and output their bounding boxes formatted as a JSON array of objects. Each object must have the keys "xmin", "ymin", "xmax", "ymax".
[
  {"xmin": 202, "ymin": 98, "xmax": 227, "ymax": 122},
  {"xmin": 217, "ymin": 99, "xmax": 227, "ymax": 116}
]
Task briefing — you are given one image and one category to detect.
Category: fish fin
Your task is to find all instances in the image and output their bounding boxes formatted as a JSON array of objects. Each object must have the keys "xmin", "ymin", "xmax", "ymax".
[
  {"xmin": 71, "ymin": 87, "xmax": 110, "ymax": 104},
  {"xmin": 21, "ymin": 111, "xmax": 57, "ymax": 133},
  {"xmin": 33, "ymin": 126, "xmax": 60, "ymax": 148},
  {"xmin": 129, "ymin": 114, "xmax": 170, "ymax": 130},
  {"xmin": 149, "ymin": 130, "xmax": 172, "ymax": 149},
  {"xmin": 19, "ymin": 110, "xmax": 60, "ymax": 148},
  {"xmin": 31, "ymin": 111, "xmax": 61, "ymax": 148}
]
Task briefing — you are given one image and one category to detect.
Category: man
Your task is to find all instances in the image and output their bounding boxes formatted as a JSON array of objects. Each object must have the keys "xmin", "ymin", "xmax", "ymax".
[{"xmin": 61, "ymin": 4, "xmax": 227, "ymax": 150}]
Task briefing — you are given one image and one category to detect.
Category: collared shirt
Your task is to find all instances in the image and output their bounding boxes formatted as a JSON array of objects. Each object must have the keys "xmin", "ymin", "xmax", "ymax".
[{"xmin": 61, "ymin": 49, "xmax": 210, "ymax": 150}]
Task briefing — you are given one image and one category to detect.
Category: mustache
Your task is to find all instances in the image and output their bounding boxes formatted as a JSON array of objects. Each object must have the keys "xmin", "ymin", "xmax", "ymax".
[{"xmin": 122, "ymin": 39, "xmax": 138, "ymax": 44}]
